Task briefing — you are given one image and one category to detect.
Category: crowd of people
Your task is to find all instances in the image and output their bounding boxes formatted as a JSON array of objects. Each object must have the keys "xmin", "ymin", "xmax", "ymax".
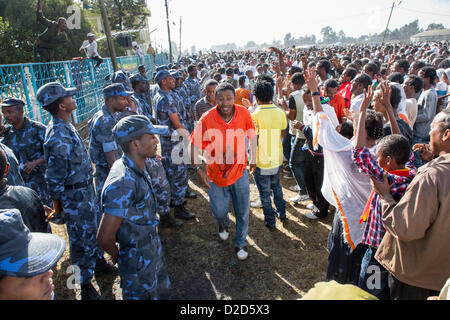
[{"xmin": 0, "ymin": 39, "xmax": 449, "ymax": 301}]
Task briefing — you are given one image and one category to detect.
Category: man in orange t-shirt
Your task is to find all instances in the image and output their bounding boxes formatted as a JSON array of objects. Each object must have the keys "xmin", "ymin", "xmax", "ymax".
[
  {"xmin": 324, "ymin": 79, "xmax": 347, "ymax": 123},
  {"xmin": 190, "ymin": 82, "xmax": 256, "ymax": 261},
  {"xmin": 235, "ymin": 75, "xmax": 252, "ymax": 107}
]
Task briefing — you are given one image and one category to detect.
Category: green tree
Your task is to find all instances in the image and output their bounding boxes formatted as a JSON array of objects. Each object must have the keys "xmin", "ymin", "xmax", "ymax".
[
  {"xmin": 284, "ymin": 33, "xmax": 292, "ymax": 47},
  {"xmin": 0, "ymin": 0, "xmax": 94, "ymax": 64},
  {"xmin": 426, "ymin": 23, "xmax": 445, "ymax": 31},
  {"xmin": 320, "ymin": 26, "xmax": 338, "ymax": 44},
  {"xmin": 245, "ymin": 41, "xmax": 258, "ymax": 49},
  {"xmin": 87, "ymin": 0, "xmax": 150, "ymax": 31},
  {"xmin": 0, "ymin": 16, "xmax": 18, "ymax": 65}
]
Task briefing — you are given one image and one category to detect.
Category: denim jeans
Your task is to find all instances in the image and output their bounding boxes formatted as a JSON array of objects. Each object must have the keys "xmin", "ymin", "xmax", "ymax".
[
  {"xmin": 282, "ymin": 122, "xmax": 292, "ymax": 162},
  {"xmin": 289, "ymin": 137, "xmax": 308, "ymax": 195},
  {"xmin": 253, "ymin": 166, "xmax": 286, "ymax": 227},
  {"xmin": 412, "ymin": 135, "xmax": 430, "ymax": 168},
  {"xmin": 358, "ymin": 247, "xmax": 391, "ymax": 300},
  {"xmin": 207, "ymin": 170, "xmax": 250, "ymax": 248}
]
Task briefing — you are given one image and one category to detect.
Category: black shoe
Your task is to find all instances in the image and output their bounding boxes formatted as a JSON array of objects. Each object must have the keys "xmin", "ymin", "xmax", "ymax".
[
  {"xmin": 94, "ymin": 257, "xmax": 118, "ymax": 276},
  {"xmin": 159, "ymin": 214, "xmax": 183, "ymax": 228},
  {"xmin": 174, "ymin": 205, "xmax": 196, "ymax": 220},
  {"xmin": 80, "ymin": 282, "xmax": 101, "ymax": 300},
  {"xmin": 276, "ymin": 212, "xmax": 287, "ymax": 222},
  {"xmin": 264, "ymin": 222, "xmax": 276, "ymax": 231},
  {"xmin": 185, "ymin": 190, "xmax": 197, "ymax": 199}
]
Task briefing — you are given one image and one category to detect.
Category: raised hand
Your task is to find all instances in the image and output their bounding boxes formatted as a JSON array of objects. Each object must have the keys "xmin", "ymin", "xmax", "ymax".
[
  {"xmin": 379, "ymin": 81, "xmax": 392, "ymax": 108},
  {"xmin": 412, "ymin": 143, "xmax": 434, "ymax": 163},
  {"xmin": 371, "ymin": 172, "xmax": 391, "ymax": 198},
  {"xmin": 361, "ymin": 86, "xmax": 374, "ymax": 111},
  {"xmin": 304, "ymin": 67, "xmax": 319, "ymax": 92},
  {"xmin": 291, "ymin": 120, "xmax": 303, "ymax": 130}
]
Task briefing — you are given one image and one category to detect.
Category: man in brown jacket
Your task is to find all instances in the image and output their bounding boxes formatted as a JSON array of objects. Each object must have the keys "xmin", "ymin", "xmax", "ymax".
[{"xmin": 371, "ymin": 109, "xmax": 450, "ymax": 300}]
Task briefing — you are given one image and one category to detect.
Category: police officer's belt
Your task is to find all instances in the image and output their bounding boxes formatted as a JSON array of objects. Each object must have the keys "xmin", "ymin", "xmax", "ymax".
[{"xmin": 65, "ymin": 179, "xmax": 93, "ymax": 190}]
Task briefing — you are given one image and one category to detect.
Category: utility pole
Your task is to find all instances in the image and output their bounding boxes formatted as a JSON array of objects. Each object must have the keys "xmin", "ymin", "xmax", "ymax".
[
  {"xmin": 179, "ymin": 16, "xmax": 182, "ymax": 60},
  {"xmin": 165, "ymin": 0, "xmax": 173, "ymax": 63},
  {"xmin": 382, "ymin": 1, "xmax": 402, "ymax": 44},
  {"xmin": 99, "ymin": 0, "xmax": 118, "ymax": 71}
]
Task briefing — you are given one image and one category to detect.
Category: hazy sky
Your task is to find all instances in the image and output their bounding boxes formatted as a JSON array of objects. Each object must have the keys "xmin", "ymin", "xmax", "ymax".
[{"xmin": 147, "ymin": 0, "xmax": 450, "ymax": 52}]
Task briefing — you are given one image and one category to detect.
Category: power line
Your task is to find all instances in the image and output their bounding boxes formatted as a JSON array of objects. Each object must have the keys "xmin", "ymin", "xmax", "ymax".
[{"xmin": 396, "ymin": 7, "xmax": 450, "ymax": 17}]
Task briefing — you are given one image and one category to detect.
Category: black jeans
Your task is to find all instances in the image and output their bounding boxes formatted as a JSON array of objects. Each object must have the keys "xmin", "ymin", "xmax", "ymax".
[
  {"xmin": 304, "ymin": 152, "xmax": 329, "ymax": 217},
  {"xmin": 388, "ymin": 274, "xmax": 440, "ymax": 300},
  {"xmin": 358, "ymin": 246, "xmax": 391, "ymax": 300},
  {"xmin": 92, "ymin": 56, "xmax": 104, "ymax": 67}
]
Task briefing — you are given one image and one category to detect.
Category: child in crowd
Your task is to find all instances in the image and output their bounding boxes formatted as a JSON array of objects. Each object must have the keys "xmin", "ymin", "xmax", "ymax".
[{"xmin": 352, "ymin": 85, "xmax": 416, "ymax": 299}]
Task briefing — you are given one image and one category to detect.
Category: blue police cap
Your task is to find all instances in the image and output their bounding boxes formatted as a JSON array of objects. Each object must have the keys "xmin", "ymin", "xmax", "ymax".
[
  {"xmin": 36, "ymin": 82, "xmax": 77, "ymax": 107},
  {"xmin": 113, "ymin": 115, "xmax": 169, "ymax": 144},
  {"xmin": 0, "ymin": 97, "xmax": 26, "ymax": 108},
  {"xmin": 155, "ymin": 65, "xmax": 169, "ymax": 72},
  {"xmin": 111, "ymin": 70, "xmax": 132, "ymax": 90},
  {"xmin": 129, "ymin": 73, "xmax": 147, "ymax": 84},
  {"xmin": 103, "ymin": 83, "xmax": 133, "ymax": 100},
  {"xmin": 169, "ymin": 70, "xmax": 182, "ymax": 79},
  {"xmin": 154, "ymin": 70, "xmax": 172, "ymax": 84},
  {"xmin": 0, "ymin": 209, "xmax": 65, "ymax": 277}
]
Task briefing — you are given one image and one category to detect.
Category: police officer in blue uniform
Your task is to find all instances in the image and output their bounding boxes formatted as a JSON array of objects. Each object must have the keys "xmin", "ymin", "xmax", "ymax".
[
  {"xmin": 153, "ymin": 70, "xmax": 196, "ymax": 220},
  {"xmin": 184, "ymin": 64, "xmax": 203, "ymax": 132},
  {"xmin": 36, "ymin": 82, "xmax": 114, "ymax": 300},
  {"xmin": 130, "ymin": 74, "xmax": 153, "ymax": 120},
  {"xmin": 97, "ymin": 115, "xmax": 171, "ymax": 300},
  {"xmin": 0, "ymin": 142, "xmax": 25, "ymax": 187},
  {"xmin": 109, "ymin": 70, "xmax": 145, "ymax": 119},
  {"xmin": 0, "ymin": 98, "xmax": 50, "ymax": 205},
  {"xmin": 88, "ymin": 83, "xmax": 131, "ymax": 200},
  {"xmin": 127, "ymin": 72, "xmax": 184, "ymax": 228},
  {"xmin": 170, "ymin": 70, "xmax": 198, "ymax": 199}
]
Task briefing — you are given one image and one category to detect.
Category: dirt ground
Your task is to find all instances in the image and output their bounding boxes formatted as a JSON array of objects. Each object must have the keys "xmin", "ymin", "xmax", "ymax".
[{"xmin": 51, "ymin": 168, "xmax": 334, "ymax": 300}]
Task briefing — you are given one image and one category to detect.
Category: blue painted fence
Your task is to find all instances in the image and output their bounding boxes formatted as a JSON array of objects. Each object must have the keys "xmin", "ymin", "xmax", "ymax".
[{"xmin": 0, "ymin": 53, "xmax": 168, "ymax": 125}]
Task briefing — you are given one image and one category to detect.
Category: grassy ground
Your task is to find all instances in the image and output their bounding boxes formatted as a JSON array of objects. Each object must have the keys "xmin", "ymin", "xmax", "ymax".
[{"xmin": 51, "ymin": 169, "xmax": 334, "ymax": 300}]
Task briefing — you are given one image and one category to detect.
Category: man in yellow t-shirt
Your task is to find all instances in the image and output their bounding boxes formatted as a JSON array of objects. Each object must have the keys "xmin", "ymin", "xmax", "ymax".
[{"xmin": 251, "ymin": 80, "xmax": 287, "ymax": 230}]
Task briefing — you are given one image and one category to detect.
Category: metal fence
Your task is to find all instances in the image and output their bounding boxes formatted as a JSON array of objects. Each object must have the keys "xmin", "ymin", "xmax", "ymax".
[{"xmin": 0, "ymin": 53, "xmax": 168, "ymax": 125}]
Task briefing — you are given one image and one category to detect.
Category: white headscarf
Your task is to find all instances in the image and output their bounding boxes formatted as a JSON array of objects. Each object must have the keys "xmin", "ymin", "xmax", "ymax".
[
  {"xmin": 437, "ymin": 68, "xmax": 446, "ymax": 82},
  {"xmin": 445, "ymin": 68, "xmax": 450, "ymax": 84}
]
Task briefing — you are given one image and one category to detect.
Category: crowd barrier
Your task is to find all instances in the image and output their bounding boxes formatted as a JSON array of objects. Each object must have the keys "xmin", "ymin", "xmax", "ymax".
[{"xmin": 0, "ymin": 53, "xmax": 168, "ymax": 125}]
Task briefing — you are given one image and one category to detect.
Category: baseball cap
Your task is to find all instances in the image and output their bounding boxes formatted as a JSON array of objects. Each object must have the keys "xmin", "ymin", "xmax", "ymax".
[
  {"xmin": 113, "ymin": 115, "xmax": 169, "ymax": 144},
  {"xmin": 111, "ymin": 70, "xmax": 132, "ymax": 90},
  {"xmin": 169, "ymin": 70, "xmax": 182, "ymax": 79},
  {"xmin": 36, "ymin": 82, "xmax": 77, "ymax": 107},
  {"xmin": 155, "ymin": 65, "xmax": 169, "ymax": 72},
  {"xmin": 103, "ymin": 83, "xmax": 133, "ymax": 100},
  {"xmin": 0, "ymin": 209, "xmax": 66, "ymax": 277},
  {"xmin": 129, "ymin": 74, "xmax": 147, "ymax": 84},
  {"xmin": 87, "ymin": 33, "xmax": 95, "ymax": 37},
  {"xmin": 0, "ymin": 97, "xmax": 26, "ymax": 108},
  {"xmin": 154, "ymin": 70, "xmax": 172, "ymax": 84},
  {"xmin": 110, "ymin": 70, "xmax": 128, "ymax": 84}
]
